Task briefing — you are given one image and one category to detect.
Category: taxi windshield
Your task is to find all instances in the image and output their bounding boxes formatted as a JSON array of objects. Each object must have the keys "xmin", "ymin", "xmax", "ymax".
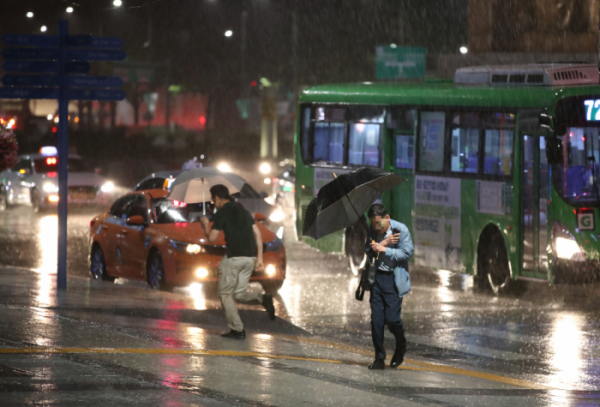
[
  {"xmin": 152, "ymin": 199, "xmax": 212, "ymax": 224},
  {"xmin": 555, "ymin": 127, "xmax": 600, "ymax": 205},
  {"xmin": 33, "ymin": 157, "xmax": 91, "ymax": 173}
]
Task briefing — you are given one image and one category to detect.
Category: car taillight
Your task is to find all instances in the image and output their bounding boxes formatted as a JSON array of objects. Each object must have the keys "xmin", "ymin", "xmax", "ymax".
[{"xmin": 90, "ymin": 220, "xmax": 95, "ymax": 227}]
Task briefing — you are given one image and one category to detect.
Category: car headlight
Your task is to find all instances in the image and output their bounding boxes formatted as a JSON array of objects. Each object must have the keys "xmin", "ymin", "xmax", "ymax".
[
  {"xmin": 101, "ymin": 181, "xmax": 114, "ymax": 193},
  {"xmin": 553, "ymin": 222, "xmax": 586, "ymax": 262},
  {"xmin": 43, "ymin": 182, "xmax": 58, "ymax": 193},
  {"xmin": 269, "ymin": 209, "xmax": 285, "ymax": 223},
  {"xmin": 265, "ymin": 264, "xmax": 277, "ymax": 277},
  {"xmin": 196, "ymin": 267, "xmax": 209, "ymax": 278},
  {"xmin": 263, "ymin": 237, "xmax": 283, "ymax": 253},
  {"xmin": 169, "ymin": 239, "xmax": 204, "ymax": 255}
]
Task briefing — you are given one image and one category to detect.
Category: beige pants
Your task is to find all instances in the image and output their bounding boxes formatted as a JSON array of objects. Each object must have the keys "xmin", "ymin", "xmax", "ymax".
[{"xmin": 218, "ymin": 256, "xmax": 263, "ymax": 331}]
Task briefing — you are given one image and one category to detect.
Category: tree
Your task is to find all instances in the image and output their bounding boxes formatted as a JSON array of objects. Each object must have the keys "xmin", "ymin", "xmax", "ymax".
[{"xmin": 0, "ymin": 125, "xmax": 18, "ymax": 172}]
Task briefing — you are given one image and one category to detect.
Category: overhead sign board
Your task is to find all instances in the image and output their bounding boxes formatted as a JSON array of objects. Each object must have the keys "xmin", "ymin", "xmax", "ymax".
[
  {"xmin": 375, "ymin": 46, "xmax": 426, "ymax": 80},
  {"xmin": 1, "ymin": 75, "xmax": 123, "ymax": 88},
  {"xmin": 2, "ymin": 60, "xmax": 90, "ymax": 74},
  {"xmin": 2, "ymin": 34, "xmax": 124, "ymax": 49},
  {"xmin": 0, "ymin": 87, "xmax": 59, "ymax": 99}
]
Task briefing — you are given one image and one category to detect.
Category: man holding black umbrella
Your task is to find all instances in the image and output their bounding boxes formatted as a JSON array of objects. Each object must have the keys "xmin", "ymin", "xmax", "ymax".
[{"xmin": 365, "ymin": 204, "xmax": 413, "ymax": 370}]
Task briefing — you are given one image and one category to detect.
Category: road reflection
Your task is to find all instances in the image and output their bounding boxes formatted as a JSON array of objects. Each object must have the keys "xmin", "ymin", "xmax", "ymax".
[
  {"xmin": 548, "ymin": 313, "xmax": 586, "ymax": 390},
  {"xmin": 35, "ymin": 215, "xmax": 58, "ymax": 275}
]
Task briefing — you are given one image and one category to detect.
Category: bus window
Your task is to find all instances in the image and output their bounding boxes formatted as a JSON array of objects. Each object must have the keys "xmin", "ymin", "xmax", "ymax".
[
  {"xmin": 301, "ymin": 107, "xmax": 311, "ymax": 163},
  {"xmin": 348, "ymin": 123, "xmax": 380, "ymax": 166},
  {"xmin": 419, "ymin": 111, "xmax": 446, "ymax": 172},
  {"xmin": 388, "ymin": 107, "xmax": 415, "ymax": 130},
  {"xmin": 451, "ymin": 128, "xmax": 479, "ymax": 173},
  {"xmin": 313, "ymin": 122, "xmax": 346, "ymax": 164},
  {"xmin": 555, "ymin": 127, "xmax": 600, "ymax": 204},
  {"xmin": 395, "ymin": 135, "xmax": 414, "ymax": 169},
  {"xmin": 484, "ymin": 129, "xmax": 514, "ymax": 176}
]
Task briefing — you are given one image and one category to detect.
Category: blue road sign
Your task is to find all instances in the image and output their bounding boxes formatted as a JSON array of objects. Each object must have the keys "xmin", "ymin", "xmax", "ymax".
[
  {"xmin": 1, "ymin": 34, "xmax": 58, "ymax": 47},
  {"xmin": 69, "ymin": 76, "xmax": 123, "ymax": 87},
  {"xmin": 0, "ymin": 87, "xmax": 59, "ymax": 99},
  {"xmin": 1, "ymin": 20, "xmax": 127, "ymax": 291},
  {"xmin": 1, "ymin": 74, "xmax": 59, "ymax": 87},
  {"xmin": 1, "ymin": 61, "xmax": 90, "ymax": 74},
  {"xmin": 67, "ymin": 89, "xmax": 126, "ymax": 101},
  {"xmin": 67, "ymin": 49, "xmax": 126, "ymax": 61},
  {"xmin": 1, "ymin": 48, "xmax": 60, "ymax": 60},
  {"xmin": 3, "ymin": 34, "xmax": 124, "ymax": 49},
  {"xmin": 68, "ymin": 36, "xmax": 124, "ymax": 49}
]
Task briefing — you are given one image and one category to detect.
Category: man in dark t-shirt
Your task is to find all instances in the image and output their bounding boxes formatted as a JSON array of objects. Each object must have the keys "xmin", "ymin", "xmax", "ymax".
[{"xmin": 201, "ymin": 184, "xmax": 276, "ymax": 339}]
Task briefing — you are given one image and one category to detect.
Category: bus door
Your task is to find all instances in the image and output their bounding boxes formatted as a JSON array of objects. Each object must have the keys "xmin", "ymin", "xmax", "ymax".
[{"xmin": 521, "ymin": 133, "xmax": 549, "ymax": 278}]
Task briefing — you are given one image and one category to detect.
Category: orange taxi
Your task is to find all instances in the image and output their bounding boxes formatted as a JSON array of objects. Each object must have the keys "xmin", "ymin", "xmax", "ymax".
[{"xmin": 88, "ymin": 189, "xmax": 286, "ymax": 292}]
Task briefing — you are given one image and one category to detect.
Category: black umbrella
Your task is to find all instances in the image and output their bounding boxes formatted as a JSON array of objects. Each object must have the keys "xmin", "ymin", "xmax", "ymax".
[{"xmin": 302, "ymin": 167, "xmax": 405, "ymax": 240}]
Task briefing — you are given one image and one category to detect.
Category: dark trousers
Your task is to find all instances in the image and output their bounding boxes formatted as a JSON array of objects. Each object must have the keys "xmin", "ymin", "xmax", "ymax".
[{"xmin": 370, "ymin": 273, "xmax": 406, "ymax": 360}]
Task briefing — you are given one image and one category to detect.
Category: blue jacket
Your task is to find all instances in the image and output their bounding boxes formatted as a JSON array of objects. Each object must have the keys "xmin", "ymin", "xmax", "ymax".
[{"xmin": 365, "ymin": 219, "xmax": 413, "ymax": 298}]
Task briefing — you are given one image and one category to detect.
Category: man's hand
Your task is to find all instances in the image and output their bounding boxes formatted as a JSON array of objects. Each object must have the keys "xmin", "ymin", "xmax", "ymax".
[
  {"xmin": 255, "ymin": 259, "xmax": 265, "ymax": 272},
  {"xmin": 370, "ymin": 241, "xmax": 386, "ymax": 253},
  {"xmin": 381, "ymin": 233, "xmax": 400, "ymax": 247}
]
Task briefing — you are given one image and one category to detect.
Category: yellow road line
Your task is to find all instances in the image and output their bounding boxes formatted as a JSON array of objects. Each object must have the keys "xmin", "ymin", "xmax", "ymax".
[
  {"xmin": 0, "ymin": 347, "xmax": 341, "ymax": 365},
  {"xmin": 271, "ymin": 334, "xmax": 557, "ymax": 390}
]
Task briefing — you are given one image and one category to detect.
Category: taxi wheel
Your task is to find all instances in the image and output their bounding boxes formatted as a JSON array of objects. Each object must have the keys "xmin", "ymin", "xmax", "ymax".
[
  {"xmin": 147, "ymin": 251, "xmax": 171, "ymax": 291},
  {"xmin": 261, "ymin": 281, "xmax": 284, "ymax": 294},
  {"xmin": 91, "ymin": 246, "xmax": 115, "ymax": 282}
]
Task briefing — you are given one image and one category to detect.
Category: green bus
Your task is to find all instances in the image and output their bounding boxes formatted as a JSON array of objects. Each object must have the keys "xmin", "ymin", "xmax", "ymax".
[{"xmin": 294, "ymin": 64, "xmax": 600, "ymax": 291}]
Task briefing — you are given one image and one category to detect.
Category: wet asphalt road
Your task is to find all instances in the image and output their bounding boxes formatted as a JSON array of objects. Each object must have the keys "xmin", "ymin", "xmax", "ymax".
[{"xmin": 0, "ymin": 205, "xmax": 600, "ymax": 405}]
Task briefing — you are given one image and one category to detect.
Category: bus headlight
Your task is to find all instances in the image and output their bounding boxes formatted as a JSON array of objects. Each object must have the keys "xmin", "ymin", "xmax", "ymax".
[
  {"xmin": 553, "ymin": 222, "xmax": 586, "ymax": 262},
  {"xmin": 101, "ymin": 181, "xmax": 114, "ymax": 193},
  {"xmin": 269, "ymin": 209, "xmax": 285, "ymax": 223},
  {"xmin": 43, "ymin": 182, "xmax": 58, "ymax": 193},
  {"xmin": 196, "ymin": 267, "xmax": 209, "ymax": 278}
]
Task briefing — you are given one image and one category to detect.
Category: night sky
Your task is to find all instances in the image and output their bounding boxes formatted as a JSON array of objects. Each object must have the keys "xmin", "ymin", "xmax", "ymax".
[{"xmin": 0, "ymin": 0, "xmax": 469, "ymax": 91}]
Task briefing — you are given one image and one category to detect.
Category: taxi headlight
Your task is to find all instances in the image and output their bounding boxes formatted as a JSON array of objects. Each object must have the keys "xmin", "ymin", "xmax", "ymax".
[
  {"xmin": 553, "ymin": 222, "xmax": 586, "ymax": 262},
  {"xmin": 265, "ymin": 264, "xmax": 277, "ymax": 277},
  {"xmin": 169, "ymin": 239, "xmax": 204, "ymax": 255},
  {"xmin": 186, "ymin": 244, "xmax": 202, "ymax": 255},
  {"xmin": 196, "ymin": 267, "xmax": 209, "ymax": 278},
  {"xmin": 269, "ymin": 209, "xmax": 285, "ymax": 223},
  {"xmin": 43, "ymin": 182, "xmax": 58, "ymax": 193},
  {"xmin": 101, "ymin": 181, "xmax": 114, "ymax": 193}
]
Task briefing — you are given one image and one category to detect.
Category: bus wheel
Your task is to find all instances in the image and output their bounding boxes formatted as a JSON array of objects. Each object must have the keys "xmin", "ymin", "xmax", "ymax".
[
  {"xmin": 345, "ymin": 219, "xmax": 367, "ymax": 276},
  {"xmin": 478, "ymin": 229, "xmax": 511, "ymax": 294}
]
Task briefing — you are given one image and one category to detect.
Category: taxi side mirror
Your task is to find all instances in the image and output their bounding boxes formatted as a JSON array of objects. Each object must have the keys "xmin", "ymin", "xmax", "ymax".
[
  {"xmin": 126, "ymin": 215, "xmax": 146, "ymax": 226},
  {"xmin": 254, "ymin": 212, "xmax": 267, "ymax": 222}
]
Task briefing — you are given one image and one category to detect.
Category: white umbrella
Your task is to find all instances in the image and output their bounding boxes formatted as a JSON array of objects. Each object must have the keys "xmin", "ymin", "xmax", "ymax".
[{"xmin": 168, "ymin": 168, "xmax": 243, "ymax": 215}]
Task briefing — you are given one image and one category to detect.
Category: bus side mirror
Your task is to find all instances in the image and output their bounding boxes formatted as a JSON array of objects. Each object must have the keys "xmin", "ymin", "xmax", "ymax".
[
  {"xmin": 539, "ymin": 113, "xmax": 554, "ymax": 131},
  {"xmin": 545, "ymin": 136, "xmax": 563, "ymax": 165}
]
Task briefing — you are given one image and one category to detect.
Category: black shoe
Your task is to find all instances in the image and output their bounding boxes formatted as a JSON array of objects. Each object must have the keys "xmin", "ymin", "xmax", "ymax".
[
  {"xmin": 220, "ymin": 329, "xmax": 246, "ymax": 339},
  {"xmin": 262, "ymin": 294, "xmax": 276, "ymax": 321},
  {"xmin": 390, "ymin": 348, "xmax": 405, "ymax": 368},
  {"xmin": 368, "ymin": 359, "xmax": 385, "ymax": 370}
]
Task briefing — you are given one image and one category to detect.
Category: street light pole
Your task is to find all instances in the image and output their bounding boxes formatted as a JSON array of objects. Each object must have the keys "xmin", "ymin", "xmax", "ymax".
[{"xmin": 241, "ymin": 11, "xmax": 248, "ymax": 94}]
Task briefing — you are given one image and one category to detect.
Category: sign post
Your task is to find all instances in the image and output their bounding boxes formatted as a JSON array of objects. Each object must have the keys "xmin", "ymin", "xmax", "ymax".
[{"xmin": 0, "ymin": 20, "xmax": 126, "ymax": 290}]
